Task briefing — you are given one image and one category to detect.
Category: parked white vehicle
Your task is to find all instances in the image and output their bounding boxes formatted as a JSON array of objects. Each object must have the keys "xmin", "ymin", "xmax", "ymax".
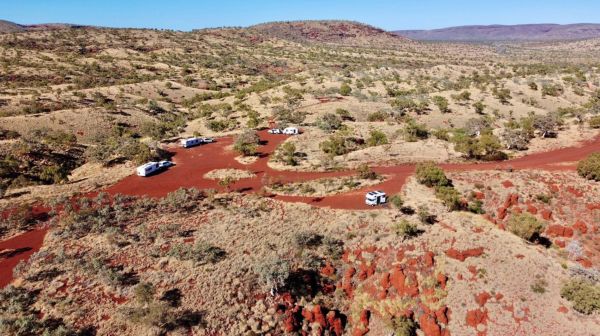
[
  {"xmin": 282, "ymin": 127, "xmax": 299, "ymax": 135},
  {"xmin": 268, "ymin": 128, "xmax": 282, "ymax": 134},
  {"xmin": 158, "ymin": 160, "xmax": 173, "ymax": 168},
  {"xmin": 201, "ymin": 137, "xmax": 215, "ymax": 143},
  {"xmin": 136, "ymin": 162, "xmax": 160, "ymax": 177},
  {"xmin": 180, "ymin": 137, "xmax": 203, "ymax": 148},
  {"xmin": 365, "ymin": 191, "xmax": 387, "ymax": 206}
]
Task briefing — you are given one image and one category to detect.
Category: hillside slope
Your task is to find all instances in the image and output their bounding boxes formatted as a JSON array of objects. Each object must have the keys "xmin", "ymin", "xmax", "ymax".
[
  {"xmin": 395, "ymin": 23, "xmax": 600, "ymax": 41},
  {"xmin": 0, "ymin": 19, "xmax": 25, "ymax": 33}
]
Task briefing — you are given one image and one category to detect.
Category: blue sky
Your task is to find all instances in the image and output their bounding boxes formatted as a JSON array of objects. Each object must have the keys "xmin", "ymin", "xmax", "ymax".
[{"xmin": 3, "ymin": 0, "xmax": 599, "ymax": 31}]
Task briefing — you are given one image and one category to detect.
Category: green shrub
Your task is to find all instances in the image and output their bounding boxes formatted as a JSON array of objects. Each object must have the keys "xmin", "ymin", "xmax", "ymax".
[
  {"xmin": 254, "ymin": 258, "xmax": 291, "ymax": 292},
  {"xmin": 233, "ymin": 130, "xmax": 260, "ymax": 156},
  {"xmin": 356, "ymin": 163, "xmax": 378, "ymax": 180},
  {"xmin": 294, "ymin": 232, "xmax": 323, "ymax": 248},
  {"xmin": 403, "ymin": 120, "xmax": 429, "ymax": 142},
  {"xmin": 134, "ymin": 282, "xmax": 156, "ymax": 305},
  {"xmin": 390, "ymin": 194, "xmax": 404, "ymax": 209},
  {"xmin": 394, "ymin": 220, "xmax": 419, "ymax": 238},
  {"xmin": 432, "ymin": 96, "xmax": 449, "ymax": 113},
  {"xmin": 339, "ymin": 83, "xmax": 352, "ymax": 96},
  {"xmin": 531, "ymin": 279, "xmax": 548, "ymax": 294},
  {"xmin": 279, "ymin": 142, "xmax": 297, "ymax": 166},
  {"xmin": 367, "ymin": 129, "xmax": 388, "ymax": 146},
  {"xmin": 367, "ymin": 111, "xmax": 387, "ymax": 122},
  {"xmin": 560, "ymin": 279, "xmax": 600, "ymax": 314},
  {"xmin": 435, "ymin": 186, "xmax": 463, "ymax": 211},
  {"xmin": 390, "ymin": 316, "xmax": 417, "ymax": 336},
  {"xmin": 317, "ymin": 113, "xmax": 343, "ymax": 132},
  {"xmin": 507, "ymin": 213, "xmax": 545, "ymax": 241},
  {"xmin": 415, "ymin": 162, "xmax": 449, "ymax": 187},
  {"xmin": 577, "ymin": 153, "xmax": 600, "ymax": 181},
  {"xmin": 589, "ymin": 116, "xmax": 600, "ymax": 129}
]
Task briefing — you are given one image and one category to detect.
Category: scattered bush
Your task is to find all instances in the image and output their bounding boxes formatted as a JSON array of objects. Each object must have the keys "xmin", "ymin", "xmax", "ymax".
[
  {"xmin": 507, "ymin": 213, "xmax": 545, "ymax": 241},
  {"xmin": 390, "ymin": 194, "xmax": 404, "ymax": 209},
  {"xmin": 367, "ymin": 129, "xmax": 388, "ymax": 146},
  {"xmin": 317, "ymin": 113, "xmax": 343, "ymax": 132},
  {"xmin": 394, "ymin": 220, "xmax": 419, "ymax": 238},
  {"xmin": 233, "ymin": 130, "xmax": 260, "ymax": 156},
  {"xmin": 415, "ymin": 162, "xmax": 449, "ymax": 188},
  {"xmin": 589, "ymin": 116, "xmax": 600, "ymax": 129},
  {"xmin": 294, "ymin": 232, "xmax": 323, "ymax": 248},
  {"xmin": 432, "ymin": 96, "xmax": 450, "ymax": 113},
  {"xmin": 356, "ymin": 163, "xmax": 378, "ymax": 180},
  {"xmin": 390, "ymin": 316, "xmax": 417, "ymax": 336},
  {"xmin": 577, "ymin": 153, "xmax": 600, "ymax": 181},
  {"xmin": 254, "ymin": 257, "xmax": 291, "ymax": 293},
  {"xmin": 435, "ymin": 186, "xmax": 463, "ymax": 211},
  {"xmin": 339, "ymin": 83, "xmax": 352, "ymax": 96},
  {"xmin": 560, "ymin": 279, "xmax": 600, "ymax": 314}
]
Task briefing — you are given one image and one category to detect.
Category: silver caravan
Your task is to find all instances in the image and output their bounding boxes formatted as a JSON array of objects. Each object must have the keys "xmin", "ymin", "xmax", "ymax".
[
  {"xmin": 180, "ymin": 137, "xmax": 203, "ymax": 148},
  {"xmin": 365, "ymin": 191, "xmax": 387, "ymax": 206},
  {"xmin": 136, "ymin": 162, "xmax": 160, "ymax": 177}
]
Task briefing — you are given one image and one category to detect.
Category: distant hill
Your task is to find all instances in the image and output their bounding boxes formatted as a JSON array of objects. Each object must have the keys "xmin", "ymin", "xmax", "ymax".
[
  {"xmin": 394, "ymin": 24, "xmax": 600, "ymax": 41},
  {"xmin": 0, "ymin": 20, "xmax": 26, "ymax": 33},
  {"xmin": 251, "ymin": 20, "xmax": 411, "ymax": 46},
  {"xmin": 0, "ymin": 19, "xmax": 86, "ymax": 33}
]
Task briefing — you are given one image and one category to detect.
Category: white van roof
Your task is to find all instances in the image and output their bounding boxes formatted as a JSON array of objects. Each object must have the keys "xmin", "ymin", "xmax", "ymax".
[{"xmin": 138, "ymin": 162, "xmax": 158, "ymax": 169}]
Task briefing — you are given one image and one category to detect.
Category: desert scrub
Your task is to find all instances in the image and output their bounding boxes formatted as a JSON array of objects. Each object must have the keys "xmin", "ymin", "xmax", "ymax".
[
  {"xmin": 165, "ymin": 241, "xmax": 226, "ymax": 265},
  {"xmin": 415, "ymin": 162, "xmax": 449, "ymax": 188},
  {"xmin": 577, "ymin": 153, "xmax": 600, "ymax": 181},
  {"xmin": 389, "ymin": 316, "xmax": 417, "ymax": 336},
  {"xmin": 233, "ymin": 130, "xmax": 260, "ymax": 156},
  {"xmin": 394, "ymin": 219, "xmax": 419, "ymax": 238},
  {"xmin": 560, "ymin": 279, "xmax": 600, "ymax": 314},
  {"xmin": 366, "ymin": 129, "xmax": 388, "ymax": 146},
  {"xmin": 435, "ymin": 186, "xmax": 463, "ymax": 211},
  {"xmin": 507, "ymin": 213, "xmax": 545, "ymax": 241},
  {"xmin": 254, "ymin": 257, "xmax": 291, "ymax": 293},
  {"xmin": 589, "ymin": 115, "xmax": 600, "ymax": 129},
  {"xmin": 389, "ymin": 194, "xmax": 404, "ymax": 209}
]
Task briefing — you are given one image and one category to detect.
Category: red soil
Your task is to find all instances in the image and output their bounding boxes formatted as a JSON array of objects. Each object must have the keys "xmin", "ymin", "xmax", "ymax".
[
  {"xmin": 1, "ymin": 132, "xmax": 599, "ymax": 288},
  {"xmin": 0, "ymin": 227, "xmax": 48, "ymax": 288}
]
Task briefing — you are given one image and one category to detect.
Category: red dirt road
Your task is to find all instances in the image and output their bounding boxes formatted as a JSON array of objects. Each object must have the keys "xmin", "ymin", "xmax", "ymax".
[{"xmin": 1, "ymin": 130, "xmax": 599, "ymax": 288}]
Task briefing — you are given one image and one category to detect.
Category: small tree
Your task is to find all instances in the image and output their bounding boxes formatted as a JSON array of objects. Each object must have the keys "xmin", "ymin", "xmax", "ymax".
[
  {"xmin": 356, "ymin": 163, "xmax": 378, "ymax": 180},
  {"xmin": 367, "ymin": 129, "xmax": 388, "ymax": 146},
  {"xmin": 507, "ymin": 213, "xmax": 545, "ymax": 241},
  {"xmin": 415, "ymin": 162, "xmax": 449, "ymax": 188},
  {"xmin": 317, "ymin": 113, "xmax": 343, "ymax": 132},
  {"xmin": 577, "ymin": 153, "xmax": 600, "ymax": 181},
  {"xmin": 432, "ymin": 96, "xmax": 450, "ymax": 113},
  {"xmin": 233, "ymin": 130, "xmax": 260, "ymax": 156},
  {"xmin": 403, "ymin": 119, "xmax": 429, "ymax": 142},
  {"xmin": 279, "ymin": 142, "xmax": 297, "ymax": 166}
]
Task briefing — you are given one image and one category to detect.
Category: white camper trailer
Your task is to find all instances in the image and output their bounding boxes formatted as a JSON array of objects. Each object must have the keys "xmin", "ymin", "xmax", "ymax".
[
  {"xmin": 282, "ymin": 127, "xmax": 299, "ymax": 135},
  {"xmin": 365, "ymin": 191, "xmax": 387, "ymax": 206},
  {"xmin": 136, "ymin": 162, "xmax": 160, "ymax": 177},
  {"xmin": 180, "ymin": 137, "xmax": 202, "ymax": 148}
]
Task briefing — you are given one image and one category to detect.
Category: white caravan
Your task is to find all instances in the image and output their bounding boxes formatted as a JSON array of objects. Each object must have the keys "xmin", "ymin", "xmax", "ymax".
[
  {"xmin": 365, "ymin": 191, "xmax": 387, "ymax": 206},
  {"xmin": 282, "ymin": 127, "xmax": 299, "ymax": 135},
  {"xmin": 180, "ymin": 137, "xmax": 203, "ymax": 148},
  {"xmin": 136, "ymin": 162, "xmax": 160, "ymax": 177}
]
